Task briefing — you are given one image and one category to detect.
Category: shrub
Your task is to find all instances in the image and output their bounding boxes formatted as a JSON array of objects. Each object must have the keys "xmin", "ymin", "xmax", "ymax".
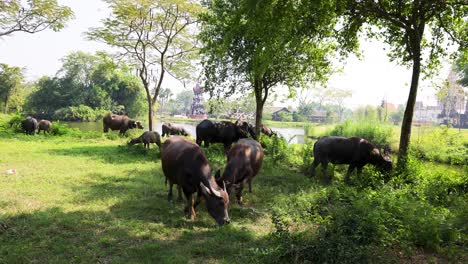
[
  {"xmin": 327, "ymin": 120, "xmax": 393, "ymax": 149},
  {"xmin": 7, "ymin": 113, "xmax": 24, "ymax": 132},
  {"xmin": 53, "ymin": 105, "xmax": 108, "ymax": 121}
]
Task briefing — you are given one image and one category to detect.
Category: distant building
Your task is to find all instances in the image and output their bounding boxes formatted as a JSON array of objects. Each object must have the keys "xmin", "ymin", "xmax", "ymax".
[
  {"xmin": 263, "ymin": 107, "xmax": 290, "ymax": 121},
  {"xmin": 413, "ymin": 102, "xmax": 442, "ymax": 124},
  {"xmin": 308, "ymin": 110, "xmax": 327, "ymax": 123},
  {"xmin": 438, "ymin": 71, "xmax": 467, "ymax": 127}
]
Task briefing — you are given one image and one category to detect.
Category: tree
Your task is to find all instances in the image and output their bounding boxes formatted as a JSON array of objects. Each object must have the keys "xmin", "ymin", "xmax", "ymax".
[
  {"xmin": 0, "ymin": 64, "xmax": 24, "ymax": 113},
  {"xmin": 0, "ymin": 0, "xmax": 73, "ymax": 37},
  {"xmin": 200, "ymin": 0, "xmax": 344, "ymax": 137},
  {"xmin": 27, "ymin": 52, "xmax": 146, "ymax": 119},
  {"xmin": 88, "ymin": 0, "xmax": 201, "ymax": 130},
  {"xmin": 158, "ymin": 87, "xmax": 172, "ymax": 115},
  {"xmin": 344, "ymin": 0, "xmax": 468, "ymax": 168},
  {"xmin": 328, "ymin": 88, "xmax": 352, "ymax": 122}
]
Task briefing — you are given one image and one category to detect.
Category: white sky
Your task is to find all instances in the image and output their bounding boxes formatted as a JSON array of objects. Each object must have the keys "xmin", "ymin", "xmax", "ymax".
[{"xmin": 0, "ymin": 0, "xmax": 453, "ymax": 110}]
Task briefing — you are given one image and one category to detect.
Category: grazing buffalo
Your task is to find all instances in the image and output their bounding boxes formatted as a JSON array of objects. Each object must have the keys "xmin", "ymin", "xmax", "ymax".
[
  {"xmin": 102, "ymin": 113, "xmax": 143, "ymax": 135},
  {"xmin": 161, "ymin": 123, "xmax": 189, "ymax": 137},
  {"xmin": 128, "ymin": 131, "xmax": 161, "ymax": 149},
  {"xmin": 196, "ymin": 119, "xmax": 248, "ymax": 152},
  {"xmin": 21, "ymin": 117, "xmax": 38, "ymax": 135},
  {"xmin": 257, "ymin": 124, "xmax": 275, "ymax": 137},
  {"xmin": 310, "ymin": 136, "xmax": 393, "ymax": 182},
  {"xmin": 161, "ymin": 136, "xmax": 230, "ymax": 225},
  {"xmin": 221, "ymin": 139, "xmax": 264, "ymax": 204},
  {"xmin": 235, "ymin": 119, "xmax": 256, "ymax": 138},
  {"xmin": 38, "ymin": 120, "xmax": 52, "ymax": 134}
]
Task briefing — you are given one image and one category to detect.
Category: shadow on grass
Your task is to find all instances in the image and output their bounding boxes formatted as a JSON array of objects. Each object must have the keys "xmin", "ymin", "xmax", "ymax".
[
  {"xmin": 0, "ymin": 207, "xmax": 271, "ymax": 263},
  {"xmin": 50, "ymin": 144, "xmax": 161, "ymax": 164}
]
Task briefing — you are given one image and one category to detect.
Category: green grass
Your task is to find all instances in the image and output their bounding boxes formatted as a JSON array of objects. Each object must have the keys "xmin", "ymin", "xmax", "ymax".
[{"xmin": 0, "ymin": 114, "xmax": 467, "ymax": 263}]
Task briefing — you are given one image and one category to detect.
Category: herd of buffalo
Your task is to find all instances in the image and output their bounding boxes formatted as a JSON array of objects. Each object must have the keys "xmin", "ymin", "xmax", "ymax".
[{"xmin": 19, "ymin": 113, "xmax": 393, "ymax": 225}]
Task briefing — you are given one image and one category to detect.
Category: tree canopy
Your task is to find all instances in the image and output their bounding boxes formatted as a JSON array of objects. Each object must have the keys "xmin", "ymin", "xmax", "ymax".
[
  {"xmin": 88, "ymin": 0, "xmax": 201, "ymax": 130},
  {"xmin": 0, "ymin": 0, "xmax": 73, "ymax": 37},
  {"xmin": 200, "ymin": 0, "xmax": 351, "ymax": 136},
  {"xmin": 27, "ymin": 52, "xmax": 146, "ymax": 120},
  {"xmin": 0, "ymin": 63, "xmax": 24, "ymax": 113},
  {"xmin": 342, "ymin": 0, "xmax": 468, "ymax": 168}
]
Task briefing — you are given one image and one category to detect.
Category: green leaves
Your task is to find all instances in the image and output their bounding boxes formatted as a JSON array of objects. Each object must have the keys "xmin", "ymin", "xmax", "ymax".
[{"xmin": 0, "ymin": 0, "xmax": 73, "ymax": 37}]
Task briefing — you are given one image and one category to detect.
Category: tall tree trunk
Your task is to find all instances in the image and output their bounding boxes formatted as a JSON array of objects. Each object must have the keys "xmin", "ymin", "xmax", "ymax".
[
  {"xmin": 253, "ymin": 80, "xmax": 263, "ymax": 140},
  {"xmin": 4, "ymin": 95, "xmax": 8, "ymax": 114},
  {"xmin": 398, "ymin": 55, "xmax": 421, "ymax": 169},
  {"xmin": 148, "ymin": 99, "xmax": 154, "ymax": 131}
]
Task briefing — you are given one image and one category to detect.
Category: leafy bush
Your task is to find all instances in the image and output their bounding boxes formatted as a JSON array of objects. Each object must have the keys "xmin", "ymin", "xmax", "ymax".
[
  {"xmin": 7, "ymin": 113, "xmax": 24, "ymax": 132},
  {"xmin": 412, "ymin": 126, "xmax": 467, "ymax": 165},
  {"xmin": 53, "ymin": 105, "xmax": 108, "ymax": 121},
  {"xmin": 327, "ymin": 120, "xmax": 393, "ymax": 149},
  {"xmin": 260, "ymin": 134, "xmax": 289, "ymax": 163},
  {"xmin": 268, "ymin": 158, "xmax": 468, "ymax": 263}
]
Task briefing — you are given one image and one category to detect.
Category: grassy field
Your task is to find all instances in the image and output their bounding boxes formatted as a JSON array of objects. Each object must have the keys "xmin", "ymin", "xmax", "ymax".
[{"xmin": 0, "ymin": 115, "xmax": 466, "ymax": 263}]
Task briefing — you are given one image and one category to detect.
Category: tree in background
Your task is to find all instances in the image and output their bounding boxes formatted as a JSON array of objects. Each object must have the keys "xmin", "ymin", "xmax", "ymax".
[
  {"xmin": 88, "ymin": 0, "xmax": 201, "ymax": 131},
  {"xmin": 157, "ymin": 88, "xmax": 172, "ymax": 115},
  {"xmin": 200, "ymin": 0, "xmax": 350, "ymax": 137},
  {"xmin": 27, "ymin": 52, "xmax": 146, "ymax": 120},
  {"xmin": 328, "ymin": 88, "xmax": 352, "ymax": 122},
  {"xmin": 344, "ymin": 0, "xmax": 468, "ymax": 168},
  {"xmin": 0, "ymin": 64, "xmax": 24, "ymax": 113},
  {"xmin": 0, "ymin": 0, "xmax": 73, "ymax": 37}
]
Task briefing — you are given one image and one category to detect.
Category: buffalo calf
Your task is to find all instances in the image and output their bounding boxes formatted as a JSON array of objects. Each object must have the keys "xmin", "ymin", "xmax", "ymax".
[{"xmin": 128, "ymin": 131, "xmax": 161, "ymax": 149}]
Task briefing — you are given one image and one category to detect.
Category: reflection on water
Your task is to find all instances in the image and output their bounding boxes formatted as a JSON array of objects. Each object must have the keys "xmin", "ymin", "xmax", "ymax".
[{"xmin": 63, "ymin": 121, "xmax": 306, "ymax": 144}]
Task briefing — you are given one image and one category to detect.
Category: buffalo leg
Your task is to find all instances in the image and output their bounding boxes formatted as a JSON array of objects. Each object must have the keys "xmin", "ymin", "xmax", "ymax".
[
  {"xmin": 357, "ymin": 166, "xmax": 363, "ymax": 176},
  {"xmin": 345, "ymin": 164, "xmax": 356, "ymax": 183},
  {"xmin": 177, "ymin": 186, "xmax": 183, "ymax": 202},
  {"xmin": 310, "ymin": 159, "xmax": 320, "ymax": 178},
  {"xmin": 193, "ymin": 191, "xmax": 202, "ymax": 208},
  {"xmin": 168, "ymin": 182, "xmax": 174, "ymax": 201},
  {"xmin": 236, "ymin": 186, "xmax": 244, "ymax": 205},
  {"xmin": 184, "ymin": 191, "xmax": 196, "ymax": 220},
  {"xmin": 321, "ymin": 160, "xmax": 328, "ymax": 178},
  {"xmin": 196, "ymin": 138, "xmax": 201, "ymax": 146}
]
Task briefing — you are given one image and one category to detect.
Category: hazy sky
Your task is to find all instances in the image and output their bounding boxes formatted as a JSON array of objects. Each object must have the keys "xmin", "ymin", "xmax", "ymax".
[{"xmin": 0, "ymin": 0, "xmax": 454, "ymax": 109}]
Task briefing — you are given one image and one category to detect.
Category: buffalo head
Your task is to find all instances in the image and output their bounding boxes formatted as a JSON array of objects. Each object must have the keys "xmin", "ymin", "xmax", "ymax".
[
  {"xmin": 372, "ymin": 147, "xmax": 393, "ymax": 173},
  {"xmin": 200, "ymin": 180, "xmax": 230, "ymax": 226},
  {"xmin": 135, "ymin": 121, "xmax": 144, "ymax": 129}
]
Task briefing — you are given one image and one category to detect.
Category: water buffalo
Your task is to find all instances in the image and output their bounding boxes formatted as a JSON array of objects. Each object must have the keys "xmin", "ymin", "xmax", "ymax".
[
  {"xmin": 221, "ymin": 139, "xmax": 264, "ymax": 204},
  {"xmin": 38, "ymin": 120, "xmax": 52, "ymax": 134},
  {"xmin": 310, "ymin": 136, "xmax": 393, "ymax": 182},
  {"xmin": 21, "ymin": 117, "xmax": 38, "ymax": 135},
  {"xmin": 161, "ymin": 136, "xmax": 230, "ymax": 225},
  {"xmin": 102, "ymin": 113, "xmax": 143, "ymax": 135},
  {"xmin": 255, "ymin": 124, "xmax": 275, "ymax": 137},
  {"xmin": 128, "ymin": 131, "xmax": 161, "ymax": 149},
  {"xmin": 235, "ymin": 119, "xmax": 256, "ymax": 138},
  {"xmin": 196, "ymin": 119, "xmax": 248, "ymax": 152},
  {"xmin": 161, "ymin": 123, "xmax": 189, "ymax": 137}
]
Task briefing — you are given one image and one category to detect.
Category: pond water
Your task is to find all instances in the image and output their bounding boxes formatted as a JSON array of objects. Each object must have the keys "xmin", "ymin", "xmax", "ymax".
[{"xmin": 64, "ymin": 121, "xmax": 306, "ymax": 144}]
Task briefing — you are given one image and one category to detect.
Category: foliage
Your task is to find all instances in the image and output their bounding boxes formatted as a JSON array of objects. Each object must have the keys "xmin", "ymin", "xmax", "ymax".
[
  {"xmin": 276, "ymin": 112, "xmax": 293, "ymax": 122},
  {"xmin": 456, "ymin": 56, "xmax": 468, "ymax": 87},
  {"xmin": 200, "ymin": 0, "xmax": 348, "ymax": 136},
  {"xmin": 270, "ymin": 160, "xmax": 467, "ymax": 263},
  {"xmin": 52, "ymin": 105, "xmax": 108, "ymax": 122},
  {"xmin": 166, "ymin": 89, "xmax": 194, "ymax": 116},
  {"xmin": 343, "ymin": 0, "xmax": 468, "ymax": 166},
  {"xmin": 27, "ymin": 52, "xmax": 146, "ymax": 120},
  {"xmin": 88, "ymin": 0, "xmax": 201, "ymax": 130},
  {"xmin": 327, "ymin": 120, "xmax": 393, "ymax": 149},
  {"xmin": 0, "ymin": 63, "xmax": 24, "ymax": 113},
  {"xmin": 0, "ymin": 0, "xmax": 73, "ymax": 37},
  {"xmin": 412, "ymin": 125, "xmax": 468, "ymax": 165},
  {"xmin": 7, "ymin": 113, "xmax": 24, "ymax": 132}
]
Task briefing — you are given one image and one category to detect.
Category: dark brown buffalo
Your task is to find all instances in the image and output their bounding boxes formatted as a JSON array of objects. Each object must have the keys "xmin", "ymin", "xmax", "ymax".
[
  {"xmin": 221, "ymin": 139, "xmax": 264, "ymax": 204},
  {"xmin": 128, "ymin": 131, "xmax": 161, "ymax": 149},
  {"xmin": 161, "ymin": 136, "xmax": 230, "ymax": 225},
  {"xmin": 310, "ymin": 136, "xmax": 393, "ymax": 182},
  {"xmin": 102, "ymin": 114, "xmax": 143, "ymax": 135},
  {"xmin": 235, "ymin": 119, "xmax": 256, "ymax": 138},
  {"xmin": 21, "ymin": 117, "xmax": 38, "ymax": 135},
  {"xmin": 38, "ymin": 120, "xmax": 52, "ymax": 134},
  {"xmin": 256, "ymin": 124, "xmax": 275, "ymax": 137},
  {"xmin": 196, "ymin": 119, "xmax": 248, "ymax": 152},
  {"xmin": 161, "ymin": 123, "xmax": 189, "ymax": 137}
]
